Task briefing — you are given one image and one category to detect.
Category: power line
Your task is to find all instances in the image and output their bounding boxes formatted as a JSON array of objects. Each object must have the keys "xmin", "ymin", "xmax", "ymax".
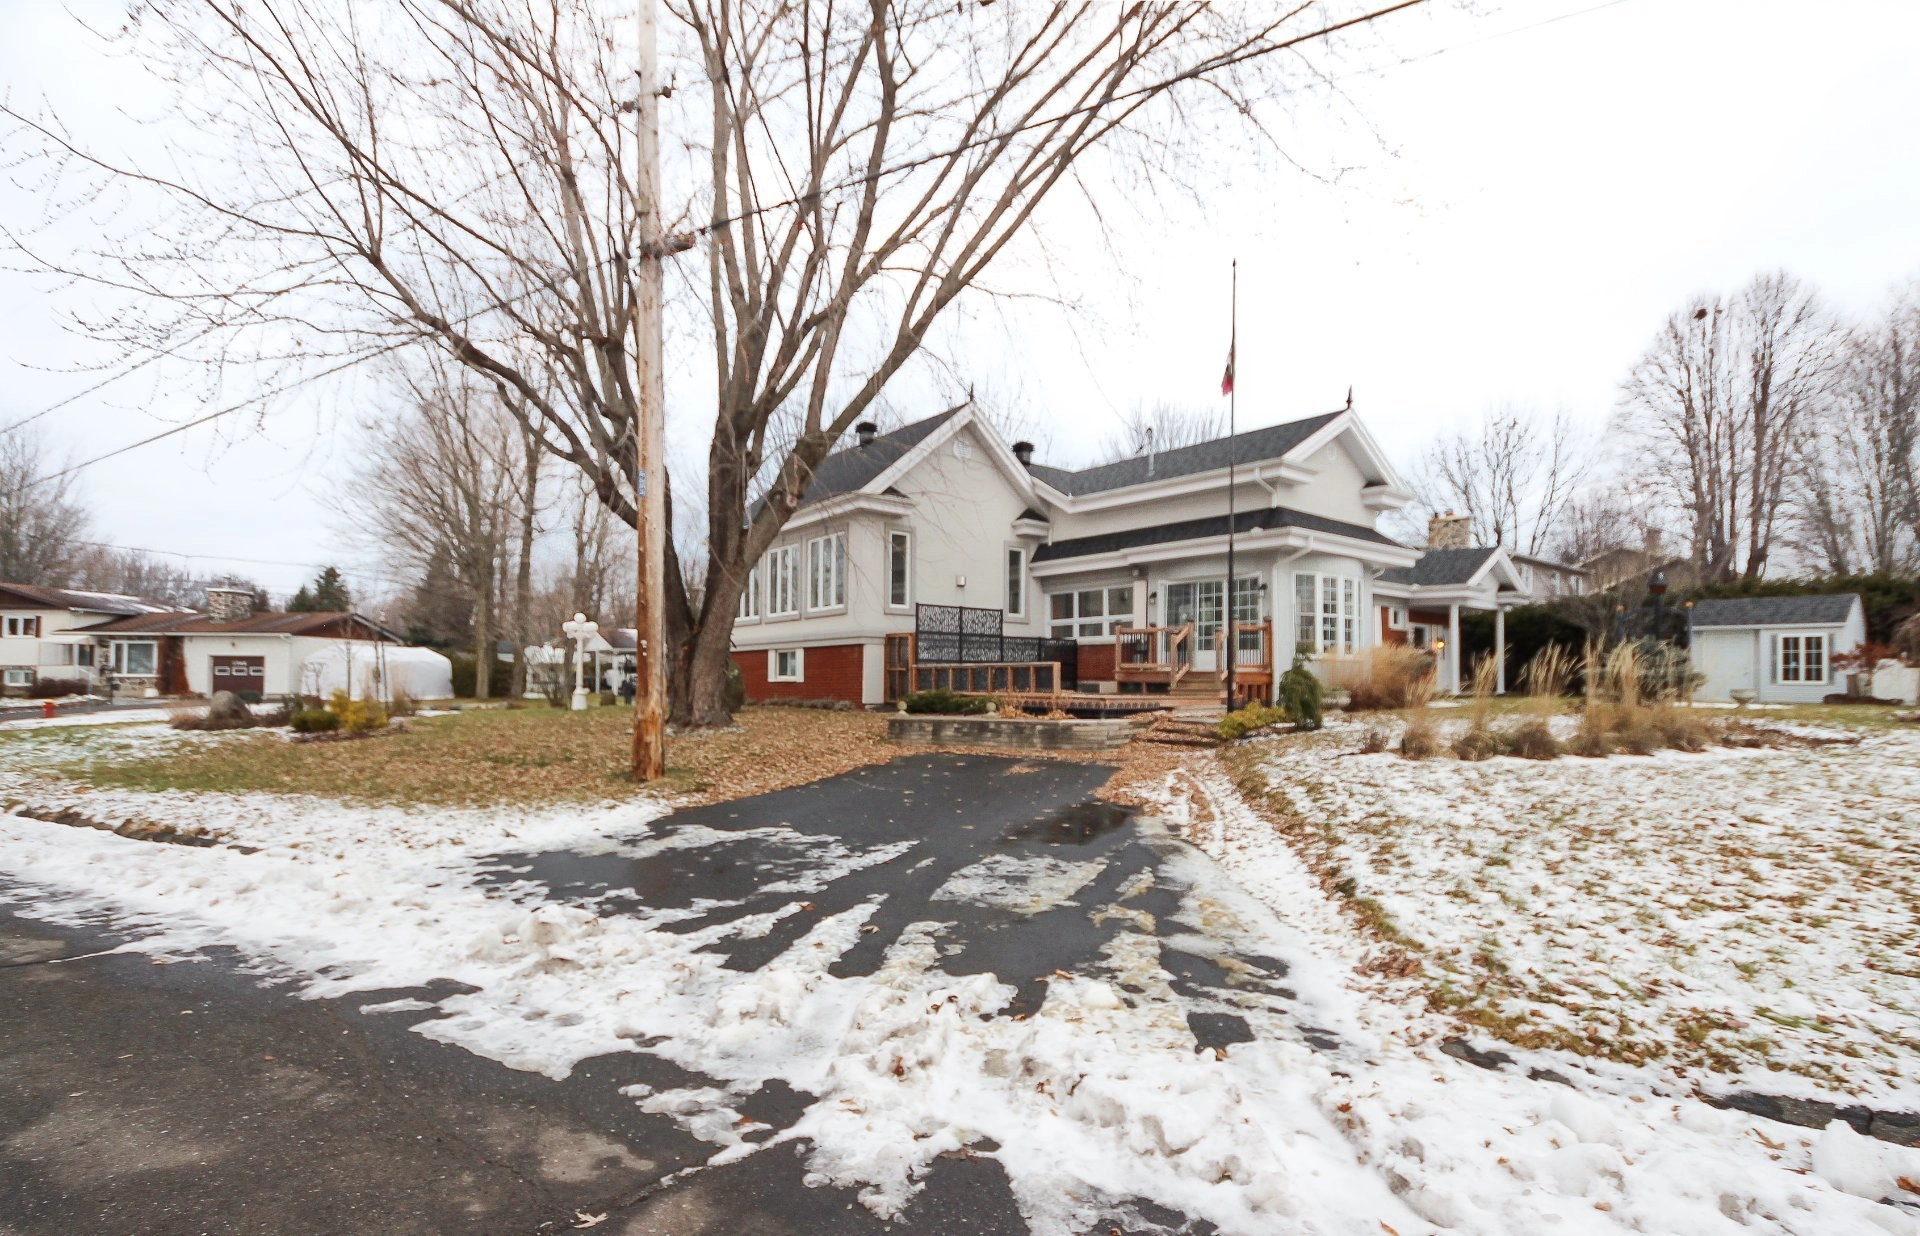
[{"xmin": 25, "ymin": 0, "xmax": 1436, "ymax": 487}]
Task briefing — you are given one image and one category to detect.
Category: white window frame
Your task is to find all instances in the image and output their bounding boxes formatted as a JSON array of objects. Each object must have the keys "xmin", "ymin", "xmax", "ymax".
[
  {"xmin": 1774, "ymin": 633, "xmax": 1828, "ymax": 684},
  {"xmin": 2, "ymin": 668, "xmax": 32, "ymax": 687},
  {"xmin": 769, "ymin": 647, "xmax": 804, "ymax": 682},
  {"xmin": 1293, "ymin": 572, "xmax": 1360, "ymax": 656},
  {"xmin": 111, "ymin": 639, "xmax": 158, "ymax": 677},
  {"xmin": 1004, "ymin": 545, "xmax": 1028, "ymax": 619},
  {"xmin": 1048, "ymin": 586, "xmax": 1135, "ymax": 640},
  {"xmin": 4, "ymin": 615, "xmax": 41, "ymax": 638},
  {"xmin": 766, "ymin": 546, "xmax": 799, "ymax": 617},
  {"xmin": 806, "ymin": 532, "xmax": 846, "ymax": 613},
  {"xmin": 736, "ymin": 560, "xmax": 762, "ymax": 622},
  {"xmin": 1385, "ymin": 604, "xmax": 1408, "ymax": 630},
  {"xmin": 886, "ymin": 529, "xmax": 913, "ymax": 612}
]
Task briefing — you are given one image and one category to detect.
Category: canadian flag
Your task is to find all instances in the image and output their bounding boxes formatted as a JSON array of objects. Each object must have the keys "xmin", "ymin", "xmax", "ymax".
[{"xmin": 1220, "ymin": 345, "xmax": 1235, "ymax": 397}]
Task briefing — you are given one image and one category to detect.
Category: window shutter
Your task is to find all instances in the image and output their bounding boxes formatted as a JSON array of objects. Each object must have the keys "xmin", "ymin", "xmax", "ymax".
[{"xmin": 1768, "ymin": 634, "xmax": 1777, "ymax": 684}]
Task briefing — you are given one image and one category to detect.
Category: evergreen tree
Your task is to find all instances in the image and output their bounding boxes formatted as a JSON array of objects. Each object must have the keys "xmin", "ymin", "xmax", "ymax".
[{"xmin": 290, "ymin": 566, "xmax": 351, "ymax": 612}]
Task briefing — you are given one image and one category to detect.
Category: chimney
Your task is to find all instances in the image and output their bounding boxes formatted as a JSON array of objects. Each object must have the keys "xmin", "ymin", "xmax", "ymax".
[
  {"xmin": 855, "ymin": 422, "xmax": 878, "ymax": 448},
  {"xmin": 1427, "ymin": 512, "xmax": 1472, "ymax": 549},
  {"xmin": 1641, "ymin": 526, "xmax": 1664, "ymax": 557},
  {"xmin": 205, "ymin": 586, "xmax": 254, "ymax": 622},
  {"xmin": 1011, "ymin": 440, "xmax": 1034, "ymax": 468}
]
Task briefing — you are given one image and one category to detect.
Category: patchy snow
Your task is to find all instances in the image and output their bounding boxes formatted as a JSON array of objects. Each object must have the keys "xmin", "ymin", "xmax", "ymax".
[
  {"xmin": 2, "ymin": 723, "xmax": 1918, "ymax": 1233},
  {"xmin": 1226, "ymin": 722, "xmax": 1920, "ymax": 1110},
  {"xmin": 0, "ymin": 708, "xmax": 175, "ymax": 730}
]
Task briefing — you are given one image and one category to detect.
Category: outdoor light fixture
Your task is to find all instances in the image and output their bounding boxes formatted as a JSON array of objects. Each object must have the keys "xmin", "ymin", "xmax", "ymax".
[{"xmin": 561, "ymin": 612, "xmax": 598, "ymax": 712}]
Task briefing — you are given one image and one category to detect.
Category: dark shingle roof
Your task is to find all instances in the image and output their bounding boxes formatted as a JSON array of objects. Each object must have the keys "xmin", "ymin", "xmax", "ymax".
[
  {"xmin": 1689, "ymin": 594, "xmax": 1861, "ymax": 629},
  {"xmin": 793, "ymin": 410, "xmax": 963, "ymax": 506},
  {"xmin": 1378, "ymin": 546, "xmax": 1500, "ymax": 588},
  {"xmin": 86, "ymin": 611, "xmax": 391, "ymax": 638},
  {"xmin": 1031, "ymin": 506, "xmax": 1400, "ymax": 563},
  {"xmin": 1035, "ymin": 412, "xmax": 1344, "ymax": 497},
  {"xmin": 0, "ymin": 583, "xmax": 187, "ymax": 616}
]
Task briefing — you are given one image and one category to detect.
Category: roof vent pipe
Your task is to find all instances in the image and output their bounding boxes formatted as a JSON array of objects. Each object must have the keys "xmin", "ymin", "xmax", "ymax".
[
  {"xmin": 1011, "ymin": 440, "xmax": 1034, "ymax": 467},
  {"xmin": 855, "ymin": 422, "xmax": 878, "ymax": 448}
]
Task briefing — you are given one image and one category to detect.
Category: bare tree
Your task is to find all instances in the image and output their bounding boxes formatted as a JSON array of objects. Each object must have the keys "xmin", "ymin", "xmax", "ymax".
[
  {"xmin": 1407, "ymin": 404, "xmax": 1590, "ymax": 556},
  {"xmin": 7, "ymin": 0, "xmax": 1425, "ymax": 726},
  {"xmin": 347, "ymin": 368, "xmax": 524, "ymax": 698},
  {"xmin": 0, "ymin": 428, "xmax": 90, "ymax": 585},
  {"xmin": 1096, "ymin": 401, "xmax": 1228, "ymax": 464},
  {"xmin": 1619, "ymin": 272, "xmax": 1837, "ymax": 582},
  {"xmin": 1791, "ymin": 283, "xmax": 1920, "ymax": 574}
]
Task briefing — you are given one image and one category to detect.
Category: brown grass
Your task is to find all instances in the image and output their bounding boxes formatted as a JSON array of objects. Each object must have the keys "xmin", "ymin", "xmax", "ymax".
[
  {"xmin": 1333, "ymin": 646, "xmax": 1438, "ymax": 711},
  {"xmin": 1400, "ymin": 714, "xmax": 1442, "ymax": 759}
]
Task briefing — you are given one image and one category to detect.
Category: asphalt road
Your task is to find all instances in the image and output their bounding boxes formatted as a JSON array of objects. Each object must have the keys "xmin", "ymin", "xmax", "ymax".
[{"xmin": 0, "ymin": 753, "xmax": 1307, "ymax": 1235}]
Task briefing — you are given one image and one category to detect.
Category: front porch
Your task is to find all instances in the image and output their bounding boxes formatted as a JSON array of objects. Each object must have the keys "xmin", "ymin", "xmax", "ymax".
[{"xmin": 1112, "ymin": 621, "xmax": 1274, "ymax": 706}]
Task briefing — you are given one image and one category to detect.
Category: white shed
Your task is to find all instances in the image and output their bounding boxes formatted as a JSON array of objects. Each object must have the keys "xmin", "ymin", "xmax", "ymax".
[
  {"xmin": 299, "ymin": 644, "xmax": 454, "ymax": 702},
  {"xmin": 1688, "ymin": 594, "xmax": 1866, "ymax": 703}
]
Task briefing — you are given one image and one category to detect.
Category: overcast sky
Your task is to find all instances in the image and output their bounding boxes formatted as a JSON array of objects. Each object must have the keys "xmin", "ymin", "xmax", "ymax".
[{"xmin": 5, "ymin": 0, "xmax": 1919, "ymax": 601}]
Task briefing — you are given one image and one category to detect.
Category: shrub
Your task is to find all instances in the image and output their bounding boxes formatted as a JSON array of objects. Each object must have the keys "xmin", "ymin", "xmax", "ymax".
[
  {"xmin": 1358, "ymin": 724, "xmax": 1390, "ymax": 754},
  {"xmin": 1400, "ymin": 715, "xmax": 1441, "ymax": 759},
  {"xmin": 1337, "ymin": 646, "xmax": 1437, "ymax": 711},
  {"xmin": 1452, "ymin": 724, "xmax": 1506, "ymax": 761},
  {"xmin": 1279, "ymin": 653, "xmax": 1323, "ymax": 731},
  {"xmin": 1506, "ymin": 718, "xmax": 1561, "ymax": 760},
  {"xmin": 1217, "ymin": 702, "xmax": 1289, "ymax": 742},
  {"xmin": 290, "ymin": 708, "xmax": 340, "ymax": 734},
  {"xmin": 27, "ymin": 677, "xmax": 88, "ymax": 699},
  {"xmin": 724, "ymin": 661, "xmax": 747, "ymax": 713},
  {"xmin": 902, "ymin": 688, "xmax": 990, "ymax": 715},
  {"xmin": 388, "ymin": 689, "xmax": 417, "ymax": 718},
  {"xmin": 447, "ymin": 652, "xmax": 477, "ymax": 699},
  {"xmin": 1652, "ymin": 703, "xmax": 1711, "ymax": 752},
  {"xmin": 329, "ymin": 690, "xmax": 388, "ymax": 734}
]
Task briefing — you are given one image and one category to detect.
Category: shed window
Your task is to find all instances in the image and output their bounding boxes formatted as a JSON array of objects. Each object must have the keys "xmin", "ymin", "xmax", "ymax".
[{"xmin": 1774, "ymin": 633, "xmax": 1827, "ymax": 684}]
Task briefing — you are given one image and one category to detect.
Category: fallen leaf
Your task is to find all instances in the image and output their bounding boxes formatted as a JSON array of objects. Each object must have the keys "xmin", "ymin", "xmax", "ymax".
[{"xmin": 572, "ymin": 1212, "xmax": 607, "ymax": 1229}]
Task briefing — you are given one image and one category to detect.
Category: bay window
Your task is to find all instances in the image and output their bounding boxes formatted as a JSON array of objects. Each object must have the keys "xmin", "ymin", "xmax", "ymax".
[
  {"xmin": 806, "ymin": 532, "xmax": 846, "ymax": 611},
  {"xmin": 736, "ymin": 561, "xmax": 761, "ymax": 620},
  {"xmin": 767, "ymin": 546, "xmax": 799, "ymax": 616},
  {"xmin": 1294, "ymin": 573, "xmax": 1360, "ymax": 656}
]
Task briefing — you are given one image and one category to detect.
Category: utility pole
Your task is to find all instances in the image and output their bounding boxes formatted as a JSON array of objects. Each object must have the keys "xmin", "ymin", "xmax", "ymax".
[
  {"xmin": 631, "ymin": 0, "xmax": 668, "ymax": 781},
  {"xmin": 1224, "ymin": 259, "xmax": 1238, "ymax": 711}
]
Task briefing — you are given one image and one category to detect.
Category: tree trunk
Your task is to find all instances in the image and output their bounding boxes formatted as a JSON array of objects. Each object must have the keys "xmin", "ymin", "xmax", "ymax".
[
  {"xmin": 473, "ymin": 569, "xmax": 494, "ymax": 699},
  {"xmin": 510, "ymin": 430, "xmax": 538, "ymax": 699},
  {"xmin": 672, "ymin": 604, "xmax": 739, "ymax": 728}
]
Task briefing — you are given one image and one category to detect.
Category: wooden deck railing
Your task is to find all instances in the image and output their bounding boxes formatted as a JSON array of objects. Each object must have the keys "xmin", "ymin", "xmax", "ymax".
[
  {"xmin": 1115, "ymin": 623, "xmax": 1194, "ymax": 688},
  {"xmin": 910, "ymin": 661, "xmax": 1062, "ymax": 701}
]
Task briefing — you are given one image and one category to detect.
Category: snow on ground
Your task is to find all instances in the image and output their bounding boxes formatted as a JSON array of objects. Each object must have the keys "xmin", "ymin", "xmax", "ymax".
[
  {"xmin": 2, "ymin": 723, "xmax": 1919, "ymax": 1233},
  {"xmin": 1226, "ymin": 719, "xmax": 1920, "ymax": 1108}
]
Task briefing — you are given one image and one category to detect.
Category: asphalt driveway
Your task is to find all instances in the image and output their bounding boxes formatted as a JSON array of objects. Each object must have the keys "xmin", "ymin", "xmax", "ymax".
[{"xmin": 0, "ymin": 753, "xmax": 1314, "ymax": 1235}]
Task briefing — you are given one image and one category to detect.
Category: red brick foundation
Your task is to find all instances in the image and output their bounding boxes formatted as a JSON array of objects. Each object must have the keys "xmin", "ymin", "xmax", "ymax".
[
  {"xmin": 1075, "ymin": 640, "xmax": 1117, "ymax": 684},
  {"xmin": 733, "ymin": 643, "xmax": 867, "ymax": 704}
]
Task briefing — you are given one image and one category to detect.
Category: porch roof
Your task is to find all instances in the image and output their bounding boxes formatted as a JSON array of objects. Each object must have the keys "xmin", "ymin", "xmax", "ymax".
[{"xmin": 1031, "ymin": 506, "xmax": 1401, "ymax": 563}]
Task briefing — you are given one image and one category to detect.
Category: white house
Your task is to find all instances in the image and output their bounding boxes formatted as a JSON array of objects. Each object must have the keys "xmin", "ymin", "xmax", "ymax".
[
  {"xmin": 1687, "ymin": 594, "xmax": 1866, "ymax": 704},
  {"xmin": 63, "ymin": 586, "xmax": 398, "ymax": 699},
  {"xmin": 0, "ymin": 583, "xmax": 192, "ymax": 695},
  {"xmin": 1372, "ymin": 544, "xmax": 1530, "ymax": 693},
  {"xmin": 728, "ymin": 403, "xmax": 1422, "ymax": 706}
]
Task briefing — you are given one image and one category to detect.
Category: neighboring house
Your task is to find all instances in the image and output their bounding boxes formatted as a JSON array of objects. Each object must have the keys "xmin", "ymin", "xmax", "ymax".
[
  {"xmin": 1687, "ymin": 594, "xmax": 1865, "ymax": 704},
  {"xmin": 729, "ymin": 404, "xmax": 1420, "ymax": 706},
  {"xmin": 1579, "ymin": 530, "xmax": 1690, "ymax": 593},
  {"xmin": 72, "ymin": 587, "xmax": 396, "ymax": 699},
  {"xmin": 1374, "ymin": 541, "xmax": 1529, "ymax": 693},
  {"xmin": 1510, "ymin": 553, "xmax": 1589, "ymax": 602},
  {"xmin": 0, "ymin": 583, "xmax": 192, "ymax": 695}
]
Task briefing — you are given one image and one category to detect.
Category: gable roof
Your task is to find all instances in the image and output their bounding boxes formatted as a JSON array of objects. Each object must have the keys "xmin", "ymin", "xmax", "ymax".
[
  {"xmin": 792, "ymin": 410, "xmax": 963, "ymax": 506},
  {"xmin": 0, "ymin": 582, "xmax": 188, "ymax": 616},
  {"xmin": 1033, "ymin": 412, "xmax": 1344, "ymax": 497},
  {"xmin": 83, "ymin": 610, "xmax": 396, "ymax": 639},
  {"xmin": 1031, "ymin": 505, "xmax": 1400, "ymax": 563},
  {"xmin": 1378, "ymin": 547, "xmax": 1501, "ymax": 588},
  {"xmin": 1689, "ymin": 594, "xmax": 1861, "ymax": 629}
]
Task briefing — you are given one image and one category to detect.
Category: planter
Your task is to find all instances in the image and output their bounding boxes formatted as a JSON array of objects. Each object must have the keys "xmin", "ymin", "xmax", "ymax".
[{"xmin": 888, "ymin": 714, "xmax": 1135, "ymax": 751}]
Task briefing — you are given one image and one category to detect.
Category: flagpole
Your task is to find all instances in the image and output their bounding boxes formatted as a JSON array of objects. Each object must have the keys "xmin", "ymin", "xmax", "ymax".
[{"xmin": 1225, "ymin": 259, "xmax": 1238, "ymax": 711}]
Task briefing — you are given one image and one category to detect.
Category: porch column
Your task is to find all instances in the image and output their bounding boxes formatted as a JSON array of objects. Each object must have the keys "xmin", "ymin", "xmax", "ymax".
[
  {"xmin": 1448, "ymin": 603, "xmax": 1461, "ymax": 694},
  {"xmin": 1495, "ymin": 607, "xmax": 1507, "ymax": 695}
]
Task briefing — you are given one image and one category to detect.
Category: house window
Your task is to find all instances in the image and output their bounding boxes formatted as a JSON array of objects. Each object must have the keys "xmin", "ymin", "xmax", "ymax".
[
  {"xmin": 1049, "ymin": 587, "xmax": 1135, "ymax": 639},
  {"xmin": 769, "ymin": 648, "xmax": 803, "ymax": 682},
  {"xmin": 3, "ymin": 616, "xmax": 40, "ymax": 638},
  {"xmin": 1775, "ymin": 634, "xmax": 1827, "ymax": 684},
  {"xmin": 2, "ymin": 668, "xmax": 31, "ymax": 688},
  {"xmin": 1294, "ymin": 573, "xmax": 1359, "ymax": 655},
  {"xmin": 112, "ymin": 640, "xmax": 157, "ymax": 676},
  {"xmin": 1005, "ymin": 546, "xmax": 1027, "ymax": 618},
  {"xmin": 806, "ymin": 533, "xmax": 846, "ymax": 611},
  {"xmin": 75, "ymin": 644, "xmax": 95, "ymax": 667},
  {"xmin": 767, "ymin": 546, "xmax": 799, "ymax": 616},
  {"xmin": 887, "ymin": 530, "xmax": 912, "ymax": 609},
  {"xmin": 736, "ymin": 561, "xmax": 762, "ymax": 620},
  {"xmin": 1385, "ymin": 605, "xmax": 1408, "ymax": 630},
  {"xmin": 1229, "ymin": 577, "xmax": 1263, "ymax": 658}
]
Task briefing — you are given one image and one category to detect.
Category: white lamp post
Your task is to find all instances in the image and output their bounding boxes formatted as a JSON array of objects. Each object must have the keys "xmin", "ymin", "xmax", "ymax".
[{"xmin": 562, "ymin": 612, "xmax": 598, "ymax": 711}]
